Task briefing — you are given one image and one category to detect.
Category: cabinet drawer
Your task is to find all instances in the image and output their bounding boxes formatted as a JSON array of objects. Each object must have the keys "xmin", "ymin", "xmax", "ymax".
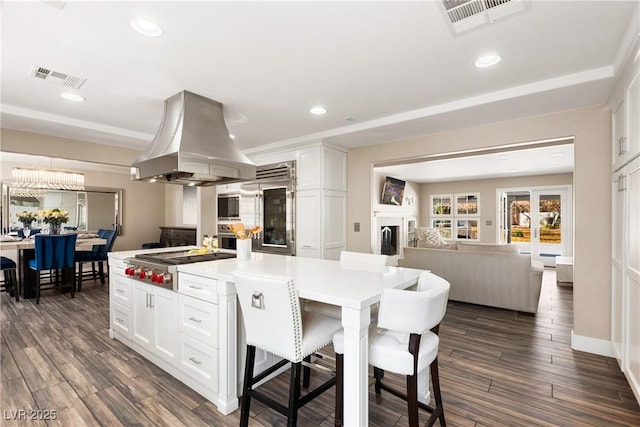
[
  {"xmin": 179, "ymin": 333, "xmax": 218, "ymax": 392},
  {"xmin": 111, "ymin": 303, "xmax": 131, "ymax": 339},
  {"xmin": 179, "ymin": 273, "xmax": 218, "ymax": 304},
  {"xmin": 109, "ymin": 258, "xmax": 129, "ymax": 275},
  {"xmin": 110, "ymin": 274, "xmax": 132, "ymax": 308},
  {"xmin": 179, "ymin": 295, "xmax": 218, "ymax": 347}
]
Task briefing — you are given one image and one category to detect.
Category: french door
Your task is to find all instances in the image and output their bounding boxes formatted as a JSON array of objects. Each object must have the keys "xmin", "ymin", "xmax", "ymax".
[{"xmin": 499, "ymin": 186, "xmax": 572, "ymax": 267}]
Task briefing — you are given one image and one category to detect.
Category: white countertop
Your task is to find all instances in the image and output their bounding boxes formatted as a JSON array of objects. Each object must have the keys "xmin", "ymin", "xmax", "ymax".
[{"xmin": 178, "ymin": 252, "xmax": 425, "ymax": 310}]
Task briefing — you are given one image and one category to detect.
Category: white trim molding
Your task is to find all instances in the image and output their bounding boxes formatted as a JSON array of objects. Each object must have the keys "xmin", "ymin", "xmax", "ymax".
[{"xmin": 571, "ymin": 331, "xmax": 616, "ymax": 359}]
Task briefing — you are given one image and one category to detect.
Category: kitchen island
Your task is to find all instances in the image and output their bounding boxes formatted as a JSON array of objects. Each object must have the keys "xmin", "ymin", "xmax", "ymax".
[{"xmin": 108, "ymin": 248, "xmax": 425, "ymax": 425}]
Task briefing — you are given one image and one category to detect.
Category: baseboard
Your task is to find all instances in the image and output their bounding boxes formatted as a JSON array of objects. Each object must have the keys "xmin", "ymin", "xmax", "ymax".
[{"xmin": 571, "ymin": 331, "xmax": 616, "ymax": 358}]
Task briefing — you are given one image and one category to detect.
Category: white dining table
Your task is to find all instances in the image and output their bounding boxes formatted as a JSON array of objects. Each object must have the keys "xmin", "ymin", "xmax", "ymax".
[{"xmin": 176, "ymin": 252, "xmax": 427, "ymax": 426}]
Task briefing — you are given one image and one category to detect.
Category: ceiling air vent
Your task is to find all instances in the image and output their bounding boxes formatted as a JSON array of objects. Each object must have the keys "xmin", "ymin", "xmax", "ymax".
[
  {"xmin": 438, "ymin": 0, "xmax": 531, "ymax": 36},
  {"xmin": 30, "ymin": 65, "xmax": 87, "ymax": 89}
]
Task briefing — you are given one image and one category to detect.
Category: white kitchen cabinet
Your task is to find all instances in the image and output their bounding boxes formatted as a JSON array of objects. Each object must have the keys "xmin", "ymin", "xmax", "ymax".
[
  {"xmin": 622, "ymin": 157, "xmax": 640, "ymax": 402},
  {"xmin": 178, "ymin": 293, "xmax": 219, "ymax": 389},
  {"xmin": 109, "ymin": 258, "xmax": 133, "ymax": 340},
  {"xmin": 611, "ymin": 172, "xmax": 625, "ymax": 363},
  {"xmin": 295, "ymin": 145, "xmax": 347, "ymax": 259},
  {"xmin": 296, "ymin": 190, "xmax": 322, "ymax": 258},
  {"xmin": 610, "ymin": 37, "xmax": 640, "ymax": 171},
  {"xmin": 132, "ymin": 281, "xmax": 179, "ymax": 366},
  {"xmin": 609, "ymin": 35, "xmax": 640, "ymax": 405},
  {"xmin": 296, "ymin": 189, "xmax": 346, "ymax": 260}
]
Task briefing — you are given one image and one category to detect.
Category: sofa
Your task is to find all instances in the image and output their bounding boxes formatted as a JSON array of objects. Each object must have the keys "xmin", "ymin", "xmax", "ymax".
[{"xmin": 400, "ymin": 234, "xmax": 544, "ymax": 313}]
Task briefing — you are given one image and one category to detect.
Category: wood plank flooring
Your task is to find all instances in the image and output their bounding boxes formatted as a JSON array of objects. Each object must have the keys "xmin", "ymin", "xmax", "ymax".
[{"xmin": 1, "ymin": 269, "xmax": 639, "ymax": 426}]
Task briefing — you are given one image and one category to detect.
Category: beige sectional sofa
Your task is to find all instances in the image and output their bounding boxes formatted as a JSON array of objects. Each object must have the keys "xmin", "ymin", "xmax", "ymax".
[{"xmin": 400, "ymin": 242, "xmax": 544, "ymax": 313}]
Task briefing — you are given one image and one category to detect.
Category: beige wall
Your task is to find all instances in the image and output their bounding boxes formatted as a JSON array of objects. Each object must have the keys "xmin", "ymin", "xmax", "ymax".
[
  {"xmin": 347, "ymin": 106, "xmax": 611, "ymax": 342},
  {"xmin": 1, "ymin": 129, "xmax": 165, "ymax": 250},
  {"xmin": 420, "ymin": 173, "xmax": 573, "ymax": 243}
]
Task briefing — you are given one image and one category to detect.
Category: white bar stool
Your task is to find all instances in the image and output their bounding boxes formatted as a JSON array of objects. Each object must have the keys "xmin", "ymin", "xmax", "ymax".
[
  {"xmin": 233, "ymin": 270, "xmax": 342, "ymax": 427},
  {"xmin": 333, "ymin": 271, "xmax": 450, "ymax": 427}
]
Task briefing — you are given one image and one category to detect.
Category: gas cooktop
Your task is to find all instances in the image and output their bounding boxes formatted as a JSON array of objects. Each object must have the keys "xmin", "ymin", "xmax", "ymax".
[{"xmin": 135, "ymin": 250, "xmax": 236, "ymax": 265}]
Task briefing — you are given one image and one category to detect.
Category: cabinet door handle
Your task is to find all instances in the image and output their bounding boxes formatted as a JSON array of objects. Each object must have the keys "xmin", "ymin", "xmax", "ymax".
[
  {"xmin": 146, "ymin": 293, "xmax": 150, "ymax": 308},
  {"xmin": 189, "ymin": 285, "xmax": 203, "ymax": 290},
  {"xmin": 301, "ymin": 245, "xmax": 313, "ymax": 249},
  {"xmin": 619, "ymin": 174, "xmax": 627, "ymax": 192},
  {"xmin": 188, "ymin": 316, "xmax": 202, "ymax": 323},
  {"xmin": 116, "ymin": 288, "xmax": 124, "ymax": 294},
  {"xmin": 188, "ymin": 357, "xmax": 202, "ymax": 365},
  {"xmin": 116, "ymin": 317, "xmax": 123, "ymax": 324},
  {"xmin": 149, "ymin": 294, "xmax": 154, "ymax": 308},
  {"xmin": 619, "ymin": 136, "xmax": 628, "ymax": 156}
]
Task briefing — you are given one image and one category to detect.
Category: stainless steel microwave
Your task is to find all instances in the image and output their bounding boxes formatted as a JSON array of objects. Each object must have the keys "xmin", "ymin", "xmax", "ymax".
[{"xmin": 217, "ymin": 193, "xmax": 240, "ymax": 220}]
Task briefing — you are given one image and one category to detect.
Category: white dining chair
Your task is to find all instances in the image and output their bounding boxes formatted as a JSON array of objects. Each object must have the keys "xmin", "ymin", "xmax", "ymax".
[
  {"xmin": 233, "ymin": 270, "xmax": 342, "ymax": 427},
  {"xmin": 333, "ymin": 271, "xmax": 450, "ymax": 427}
]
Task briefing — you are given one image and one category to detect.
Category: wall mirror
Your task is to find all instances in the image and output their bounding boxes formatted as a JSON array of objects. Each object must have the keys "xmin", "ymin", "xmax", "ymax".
[{"xmin": 1, "ymin": 183, "xmax": 123, "ymax": 234}]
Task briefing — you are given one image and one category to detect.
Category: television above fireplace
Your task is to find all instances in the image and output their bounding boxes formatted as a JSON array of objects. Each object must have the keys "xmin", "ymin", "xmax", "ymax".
[{"xmin": 381, "ymin": 176, "xmax": 405, "ymax": 206}]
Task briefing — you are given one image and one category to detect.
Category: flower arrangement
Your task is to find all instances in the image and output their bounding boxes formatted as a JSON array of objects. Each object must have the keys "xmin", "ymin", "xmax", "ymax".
[
  {"xmin": 16, "ymin": 211, "xmax": 38, "ymax": 227},
  {"xmin": 38, "ymin": 208, "xmax": 70, "ymax": 227},
  {"xmin": 229, "ymin": 223, "xmax": 261, "ymax": 239}
]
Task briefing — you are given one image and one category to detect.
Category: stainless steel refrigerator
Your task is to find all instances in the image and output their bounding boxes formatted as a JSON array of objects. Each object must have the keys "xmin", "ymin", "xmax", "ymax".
[{"xmin": 240, "ymin": 161, "xmax": 295, "ymax": 256}]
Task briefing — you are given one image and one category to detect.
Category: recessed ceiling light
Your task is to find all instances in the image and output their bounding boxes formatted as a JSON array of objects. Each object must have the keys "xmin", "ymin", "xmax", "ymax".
[
  {"xmin": 229, "ymin": 133, "xmax": 236, "ymax": 139},
  {"xmin": 60, "ymin": 92, "xmax": 85, "ymax": 102},
  {"xmin": 475, "ymin": 54, "xmax": 501, "ymax": 68},
  {"xmin": 130, "ymin": 18, "xmax": 163, "ymax": 37},
  {"xmin": 310, "ymin": 106, "xmax": 327, "ymax": 115}
]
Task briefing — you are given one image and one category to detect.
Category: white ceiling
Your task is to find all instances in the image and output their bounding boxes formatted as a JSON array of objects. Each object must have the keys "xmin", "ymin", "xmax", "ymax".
[{"xmin": 1, "ymin": 1, "xmax": 637, "ymax": 181}]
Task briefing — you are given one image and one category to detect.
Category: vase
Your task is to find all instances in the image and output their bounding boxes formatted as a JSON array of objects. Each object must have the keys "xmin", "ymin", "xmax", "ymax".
[
  {"xmin": 50, "ymin": 224, "xmax": 61, "ymax": 235},
  {"xmin": 22, "ymin": 224, "xmax": 31, "ymax": 238},
  {"xmin": 236, "ymin": 238, "xmax": 252, "ymax": 260}
]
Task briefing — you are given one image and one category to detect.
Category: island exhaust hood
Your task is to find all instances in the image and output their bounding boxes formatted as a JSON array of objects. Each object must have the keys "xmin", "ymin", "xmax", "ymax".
[{"xmin": 131, "ymin": 90, "xmax": 256, "ymax": 186}]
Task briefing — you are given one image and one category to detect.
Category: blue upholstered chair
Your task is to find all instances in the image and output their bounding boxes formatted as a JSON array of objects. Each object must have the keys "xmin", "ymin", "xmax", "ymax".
[
  {"xmin": 29, "ymin": 234, "xmax": 77, "ymax": 304},
  {"xmin": 1, "ymin": 256, "xmax": 19, "ymax": 302},
  {"xmin": 17, "ymin": 228, "xmax": 41, "ymax": 238},
  {"xmin": 75, "ymin": 229, "xmax": 117, "ymax": 291}
]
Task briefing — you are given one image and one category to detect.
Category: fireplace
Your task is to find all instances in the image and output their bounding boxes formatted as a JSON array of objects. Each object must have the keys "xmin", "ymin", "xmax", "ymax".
[
  {"xmin": 380, "ymin": 225, "xmax": 399, "ymax": 256},
  {"xmin": 373, "ymin": 215, "xmax": 410, "ymax": 265}
]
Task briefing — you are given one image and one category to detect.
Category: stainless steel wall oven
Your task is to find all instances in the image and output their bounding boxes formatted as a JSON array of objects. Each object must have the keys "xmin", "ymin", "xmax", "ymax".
[{"xmin": 217, "ymin": 193, "xmax": 240, "ymax": 221}]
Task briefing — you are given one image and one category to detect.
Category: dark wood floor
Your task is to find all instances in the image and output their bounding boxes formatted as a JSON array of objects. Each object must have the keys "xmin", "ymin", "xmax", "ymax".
[{"xmin": 1, "ymin": 270, "xmax": 639, "ymax": 426}]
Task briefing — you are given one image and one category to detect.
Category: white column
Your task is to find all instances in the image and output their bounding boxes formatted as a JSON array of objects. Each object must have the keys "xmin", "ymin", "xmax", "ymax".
[
  {"xmin": 216, "ymin": 280, "xmax": 239, "ymax": 415},
  {"xmin": 341, "ymin": 305, "xmax": 371, "ymax": 426}
]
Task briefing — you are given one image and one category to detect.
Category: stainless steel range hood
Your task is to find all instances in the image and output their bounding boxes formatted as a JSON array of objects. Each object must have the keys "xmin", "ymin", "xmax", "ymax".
[{"xmin": 131, "ymin": 90, "xmax": 255, "ymax": 186}]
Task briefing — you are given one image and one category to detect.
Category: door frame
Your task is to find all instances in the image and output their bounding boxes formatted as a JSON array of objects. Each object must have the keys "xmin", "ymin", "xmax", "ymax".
[{"xmin": 497, "ymin": 184, "xmax": 573, "ymax": 266}]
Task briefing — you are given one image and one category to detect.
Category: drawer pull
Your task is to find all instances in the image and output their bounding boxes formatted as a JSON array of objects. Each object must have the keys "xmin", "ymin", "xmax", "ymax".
[
  {"xmin": 116, "ymin": 317, "xmax": 123, "ymax": 323},
  {"xmin": 189, "ymin": 285, "xmax": 203, "ymax": 290},
  {"xmin": 116, "ymin": 289, "xmax": 125, "ymax": 294},
  {"xmin": 188, "ymin": 316, "xmax": 202, "ymax": 323},
  {"xmin": 189, "ymin": 357, "xmax": 202, "ymax": 365}
]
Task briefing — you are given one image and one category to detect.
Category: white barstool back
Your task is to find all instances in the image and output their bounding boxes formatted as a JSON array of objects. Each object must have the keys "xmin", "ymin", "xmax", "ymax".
[
  {"xmin": 234, "ymin": 270, "xmax": 305, "ymax": 361},
  {"xmin": 233, "ymin": 270, "xmax": 342, "ymax": 427},
  {"xmin": 377, "ymin": 272, "xmax": 450, "ymax": 335}
]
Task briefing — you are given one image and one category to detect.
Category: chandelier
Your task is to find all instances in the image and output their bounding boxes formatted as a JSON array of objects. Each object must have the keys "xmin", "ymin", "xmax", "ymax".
[
  {"xmin": 12, "ymin": 167, "xmax": 85, "ymax": 191},
  {"xmin": 9, "ymin": 187, "xmax": 47, "ymax": 199}
]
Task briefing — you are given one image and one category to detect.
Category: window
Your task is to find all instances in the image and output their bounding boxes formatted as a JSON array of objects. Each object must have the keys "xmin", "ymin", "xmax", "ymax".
[{"xmin": 430, "ymin": 193, "xmax": 480, "ymax": 241}]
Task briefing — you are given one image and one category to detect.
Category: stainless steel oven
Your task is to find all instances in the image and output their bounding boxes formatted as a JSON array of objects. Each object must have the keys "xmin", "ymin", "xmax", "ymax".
[
  {"xmin": 217, "ymin": 193, "xmax": 240, "ymax": 221},
  {"xmin": 217, "ymin": 223, "xmax": 237, "ymax": 250}
]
